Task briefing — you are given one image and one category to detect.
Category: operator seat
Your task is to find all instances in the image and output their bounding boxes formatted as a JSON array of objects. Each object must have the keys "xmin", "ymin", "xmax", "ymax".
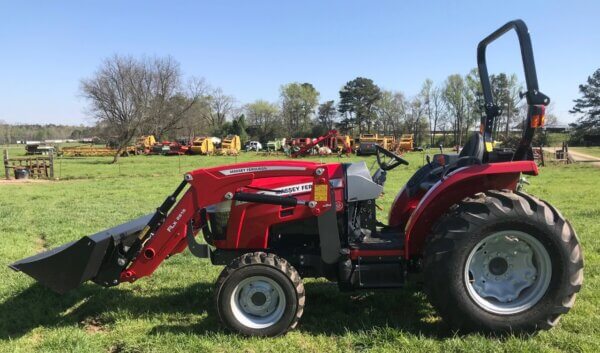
[
  {"xmin": 459, "ymin": 132, "xmax": 484, "ymax": 162},
  {"xmin": 407, "ymin": 132, "xmax": 484, "ymax": 195}
]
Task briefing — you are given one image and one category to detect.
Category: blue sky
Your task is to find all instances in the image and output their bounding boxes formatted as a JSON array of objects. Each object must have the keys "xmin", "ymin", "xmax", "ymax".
[{"xmin": 0, "ymin": 0, "xmax": 598, "ymax": 125}]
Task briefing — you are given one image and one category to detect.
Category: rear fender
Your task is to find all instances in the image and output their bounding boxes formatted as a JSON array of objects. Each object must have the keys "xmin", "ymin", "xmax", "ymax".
[{"xmin": 402, "ymin": 161, "xmax": 538, "ymax": 258}]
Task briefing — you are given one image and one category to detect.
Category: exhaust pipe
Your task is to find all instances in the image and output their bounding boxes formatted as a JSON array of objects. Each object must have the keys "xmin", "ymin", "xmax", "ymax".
[{"xmin": 9, "ymin": 214, "xmax": 153, "ymax": 294}]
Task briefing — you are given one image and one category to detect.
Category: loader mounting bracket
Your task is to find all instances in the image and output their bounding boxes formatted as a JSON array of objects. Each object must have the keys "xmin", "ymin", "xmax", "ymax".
[
  {"xmin": 317, "ymin": 188, "xmax": 341, "ymax": 264},
  {"xmin": 186, "ymin": 220, "xmax": 209, "ymax": 258}
]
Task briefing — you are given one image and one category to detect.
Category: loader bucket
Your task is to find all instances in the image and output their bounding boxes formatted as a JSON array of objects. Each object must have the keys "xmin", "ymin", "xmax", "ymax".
[{"xmin": 9, "ymin": 214, "xmax": 153, "ymax": 294}]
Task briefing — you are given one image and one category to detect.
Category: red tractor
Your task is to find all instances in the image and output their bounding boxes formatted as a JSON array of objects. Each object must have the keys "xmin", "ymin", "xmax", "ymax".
[{"xmin": 10, "ymin": 20, "xmax": 582, "ymax": 336}]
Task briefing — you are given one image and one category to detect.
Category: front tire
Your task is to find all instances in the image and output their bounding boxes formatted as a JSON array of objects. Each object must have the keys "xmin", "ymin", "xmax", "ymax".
[
  {"xmin": 215, "ymin": 252, "xmax": 305, "ymax": 336},
  {"xmin": 424, "ymin": 190, "xmax": 583, "ymax": 332}
]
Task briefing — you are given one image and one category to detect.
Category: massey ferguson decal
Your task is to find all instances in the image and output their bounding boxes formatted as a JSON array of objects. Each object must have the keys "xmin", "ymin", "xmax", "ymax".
[
  {"xmin": 259, "ymin": 178, "xmax": 343, "ymax": 196},
  {"xmin": 260, "ymin": 182, "xmax": 313, "ymax": 196},
  {"xmin": 220, "ymin": 166, "xmax": 307, "ymax": 175},
  {"xmin": 234, "ymin": 178, "xmax": 343, "ymax": 206}
]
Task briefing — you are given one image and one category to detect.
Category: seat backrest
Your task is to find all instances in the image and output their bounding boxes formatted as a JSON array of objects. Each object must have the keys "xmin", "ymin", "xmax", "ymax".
[{"xmin": 459, "ymin": 132, "xmax": 484, "ymax": 161}]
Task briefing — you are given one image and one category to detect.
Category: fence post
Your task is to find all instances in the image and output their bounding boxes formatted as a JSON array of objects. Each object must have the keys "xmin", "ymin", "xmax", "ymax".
[
  {"xmin": 49, "ymin": 153, "xmax": 54, "ymax": 179},
  {"xmin": 3, "ymin": 150, "xmax": 9, "ymax": 180}
]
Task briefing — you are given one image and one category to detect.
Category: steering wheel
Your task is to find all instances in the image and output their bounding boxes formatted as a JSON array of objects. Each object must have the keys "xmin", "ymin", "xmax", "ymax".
[{"xmin": 375, "ymin": 145, "xmax": 409, "ymax": 171}]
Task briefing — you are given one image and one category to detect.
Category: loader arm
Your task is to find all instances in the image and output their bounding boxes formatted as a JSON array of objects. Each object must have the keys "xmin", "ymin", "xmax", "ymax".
[
  {"xmin": 124, "ymin": 160, "xmax": 339, "ymax": 281},
  {"xmin": 11, "ymin": 160, "xmax": 338, "ymax": 293}
]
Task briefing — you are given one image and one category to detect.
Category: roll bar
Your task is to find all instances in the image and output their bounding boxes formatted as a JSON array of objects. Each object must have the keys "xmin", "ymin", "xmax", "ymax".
[{"xmin": 477, "ymin": 20, "xmax": 550, "ymax": 154}]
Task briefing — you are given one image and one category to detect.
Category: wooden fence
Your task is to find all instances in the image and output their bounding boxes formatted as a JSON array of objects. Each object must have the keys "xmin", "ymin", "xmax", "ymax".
[{"xmin": 3, "ymin": 150, "xmax": 54, "ymax": 180}]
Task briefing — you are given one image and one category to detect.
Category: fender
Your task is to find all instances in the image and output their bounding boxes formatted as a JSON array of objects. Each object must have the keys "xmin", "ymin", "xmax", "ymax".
[{"xmin": 401, "ymin": 161, "xmax": 538, "ymax": 258}]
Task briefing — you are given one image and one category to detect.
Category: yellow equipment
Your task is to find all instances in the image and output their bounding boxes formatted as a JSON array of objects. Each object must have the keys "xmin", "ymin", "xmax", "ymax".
[
  {"xmin": 136, "ymin": 135, "xmax": 156, "ymax": 154},
  {"xmin": 399, "ymin": 134, "xmax": 414, "ymax": 152},
  {"xmin": 335, "ymin": 135, "xmax": 352, "ymax": 155},
  {"xmin": 190, "ymin": 137, "xmax": 215, "ymax": 155},
  {"xmin": 218, "ymin": 135, "xmax": 241, "ymax": 155},
  {"xmin": 358, "ymin": 134, "xmax": 394, "ymax": 149},
  {"xmin": 61, "ymin": 145, "xmax": 135, "ymax": 157}
]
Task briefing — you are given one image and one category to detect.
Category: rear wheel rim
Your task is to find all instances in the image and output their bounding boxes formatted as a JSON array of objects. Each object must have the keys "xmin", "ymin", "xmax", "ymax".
[
  {"xmin": 230, "ymin": 276, "xmax": 286, "ymax": 329},
  {"xmin": 464, "ymin": 230, "xmax": 552, "ymax": 315}
]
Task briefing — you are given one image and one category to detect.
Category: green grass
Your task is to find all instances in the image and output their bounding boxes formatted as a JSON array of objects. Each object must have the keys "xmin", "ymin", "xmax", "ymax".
[
  {"xmin": 569, "ymin": 147, "xmax": 600, "ymax": 159},
  {"xmin": 0, "ymin": 151, "xmax": 598, "ymax": 353}
]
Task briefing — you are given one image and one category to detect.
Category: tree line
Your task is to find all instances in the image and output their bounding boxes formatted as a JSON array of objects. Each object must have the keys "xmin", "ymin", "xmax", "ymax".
[
  {"xmin": 8, "ymin": 55, "xmax": 584, "ymax": 161},
  {"xmin": 0, "ymin": 122, "xmax": 100, "ymax": 145},
  {"xmin": 80, "ymin": 55, "xmax": 550, "ymax": 162}
]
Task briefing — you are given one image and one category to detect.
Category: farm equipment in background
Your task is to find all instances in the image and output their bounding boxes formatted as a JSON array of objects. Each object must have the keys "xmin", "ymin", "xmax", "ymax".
[
  {"xmin": 149, "ymin": 141, "xmax": 172, "ymax": 155},
  {"xmin": 335, "ymin": 134, "xmax": 353, "ymax": 156},
  {"xmin": 288, "ymin": 137, "xmax": 311, "ymax": 155},
  {"xmin": 266, "ymin": 138, "xmax": 286, "ymax": 153},
  {"xmin": 356, "ymin": 134, "xmax": 378, "ymax": 155},
  {"xmin": 217, "ymin": 135, "xmax": 242, "ymax": 155},
  {"xmin": 165, "ymin": 141, "xmax": 190, "ymax": 156},
  {"xmin": 356, "ymin": 134, "xmax": 395, "ymax": 155},
  {"xmin": 25, "ymin": 143, "xmax": 56, "ymax": 156},
  {"xmin": 61, "ymin": 145, "xmax": 135, "ymax": 157},
  {"xmin": 135, "ymin": 135, "xmax": 156, "ymax": 155},
  {"xmin": 190, "ymin": 137, "xmax": 215, "ymax": 155},
  {"xmin": 10, "ymin": 20, "xmax": 582, "ymax": 338},
  {"xmin": 290, "ymin": 130, "xmax": 340, "ymax": 158},
  {"xmin": 245, "ymin": 140, "xmax": 263, "ymax": 152},
  {"xmin": 398, "ymin": 134, "xmax": 414, "ymax": 152}
]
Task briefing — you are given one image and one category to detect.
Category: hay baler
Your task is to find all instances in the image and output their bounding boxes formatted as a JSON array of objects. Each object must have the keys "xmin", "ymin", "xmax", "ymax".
[{"xmin": 10, "ymin": 20, "xmax": 582, "ymax": 337}]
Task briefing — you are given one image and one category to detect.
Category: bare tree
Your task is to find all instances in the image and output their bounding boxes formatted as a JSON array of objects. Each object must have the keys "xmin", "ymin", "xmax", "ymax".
[
  {"xmin": 81, "ymin": 56, "xmax": 149, "ymax": 163},
  {"xmin": 0, "ymin": 120, "xmax": 11, "ymax": 145},
  {"xmin": 81, "ymin": 55, "xmax": 201, "ymax": 162},
  {"xmin": 442, "ymin": 74, "xmax": 469, "ymax": 146},
  {"xmin": 200, "ymin": 87, "xmax": 236, "ymax": 131},
  {"xmin": 176, "ymin": 97, "xmax": 211, "ymax": 141},
  {"xmin": 245, "ymin": 100, "xmax": 281, "ymax": 142},
  {"xmin": 376, "ymin": 90, "xmax": 407, "ymax": 136},
  {"xmin": 504, "ymin": 74, "xmax": 522, "ymax": 140},
  {"xmin": 422, "ymin": 79, "xmax": 445, "ymax": 146},
  {"xmin": 145, "ymin": 70, "xmax": 207, "ymax": 140},
  {"xmin": 407, "ymin": 95, "xmax": 427, "ymax": 145}
]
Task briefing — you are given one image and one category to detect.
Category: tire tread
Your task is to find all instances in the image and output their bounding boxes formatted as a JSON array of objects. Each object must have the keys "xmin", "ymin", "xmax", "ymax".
[
  {"xmin": 424, "ymin": 190, "xmax": 583, "ymax": 332},
  {"xmin": 214, "ymin": 252, "xmax": 305, "ymax": 336}
]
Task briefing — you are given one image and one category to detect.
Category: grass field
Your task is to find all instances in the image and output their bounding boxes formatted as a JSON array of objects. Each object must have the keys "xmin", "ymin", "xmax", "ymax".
[{"xmin": 0, "ymin": 149, "xmax": 598, "ymax": 353}]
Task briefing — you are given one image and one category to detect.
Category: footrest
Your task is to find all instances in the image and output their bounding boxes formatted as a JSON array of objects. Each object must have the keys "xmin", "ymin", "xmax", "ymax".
[{"xmin": 350, "ymin": 227, "xmax": 404, "ymax": 251}]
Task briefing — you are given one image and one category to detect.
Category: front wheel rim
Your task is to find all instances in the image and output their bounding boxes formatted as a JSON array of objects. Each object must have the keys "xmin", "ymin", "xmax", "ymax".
[
  {"xmin": 230, "ymin": 276, "xmax": 287, "ymax": 329},
  {"xmin": 464, "ymin": 230, "xmax": 552, "ymax": 315}
]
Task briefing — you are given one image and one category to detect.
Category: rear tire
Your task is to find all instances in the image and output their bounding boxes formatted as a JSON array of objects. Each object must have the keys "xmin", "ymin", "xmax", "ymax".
[
  {"xmin": 424, "ymin": 190, "xmax": 583, "ymax": 332},
  {"xmin": 215, "ymin": 252, "xmax": 304, "ymax": 336}
]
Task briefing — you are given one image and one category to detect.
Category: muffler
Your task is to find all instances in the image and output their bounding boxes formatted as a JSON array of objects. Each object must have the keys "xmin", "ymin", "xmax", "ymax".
[{"xmin": 9, "ymin": 214, "xmax": 152, "ymax": 294}]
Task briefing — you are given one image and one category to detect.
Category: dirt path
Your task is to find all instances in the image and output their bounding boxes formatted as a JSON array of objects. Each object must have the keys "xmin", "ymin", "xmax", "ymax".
[
  {"xmin": 0, "ymin": 178, "xmax": 51, "ymax": 185},
  {"xmin": 568, "ymin": 149, "xmax": 600, "ymax": 163},
  {"xmin": 543, "ymin": 147, "xmax": 600, "ymax": 167}
]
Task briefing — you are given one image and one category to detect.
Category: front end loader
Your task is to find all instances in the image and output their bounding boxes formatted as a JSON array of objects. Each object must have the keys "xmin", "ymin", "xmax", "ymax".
[{"xmin": 10, "ymin": 20, "xmax": 582, "ymax": 336}]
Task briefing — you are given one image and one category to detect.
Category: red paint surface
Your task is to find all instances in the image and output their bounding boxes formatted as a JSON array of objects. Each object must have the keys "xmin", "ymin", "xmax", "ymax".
[{"xmin": 122, "ymin": 159, "xmax": 538, "ymax": 281}]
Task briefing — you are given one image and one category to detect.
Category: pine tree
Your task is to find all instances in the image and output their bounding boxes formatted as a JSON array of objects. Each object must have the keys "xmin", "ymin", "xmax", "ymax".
[{"xmin": 570, "ymin": 68, "xmax": 600, "ymax": 131}]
